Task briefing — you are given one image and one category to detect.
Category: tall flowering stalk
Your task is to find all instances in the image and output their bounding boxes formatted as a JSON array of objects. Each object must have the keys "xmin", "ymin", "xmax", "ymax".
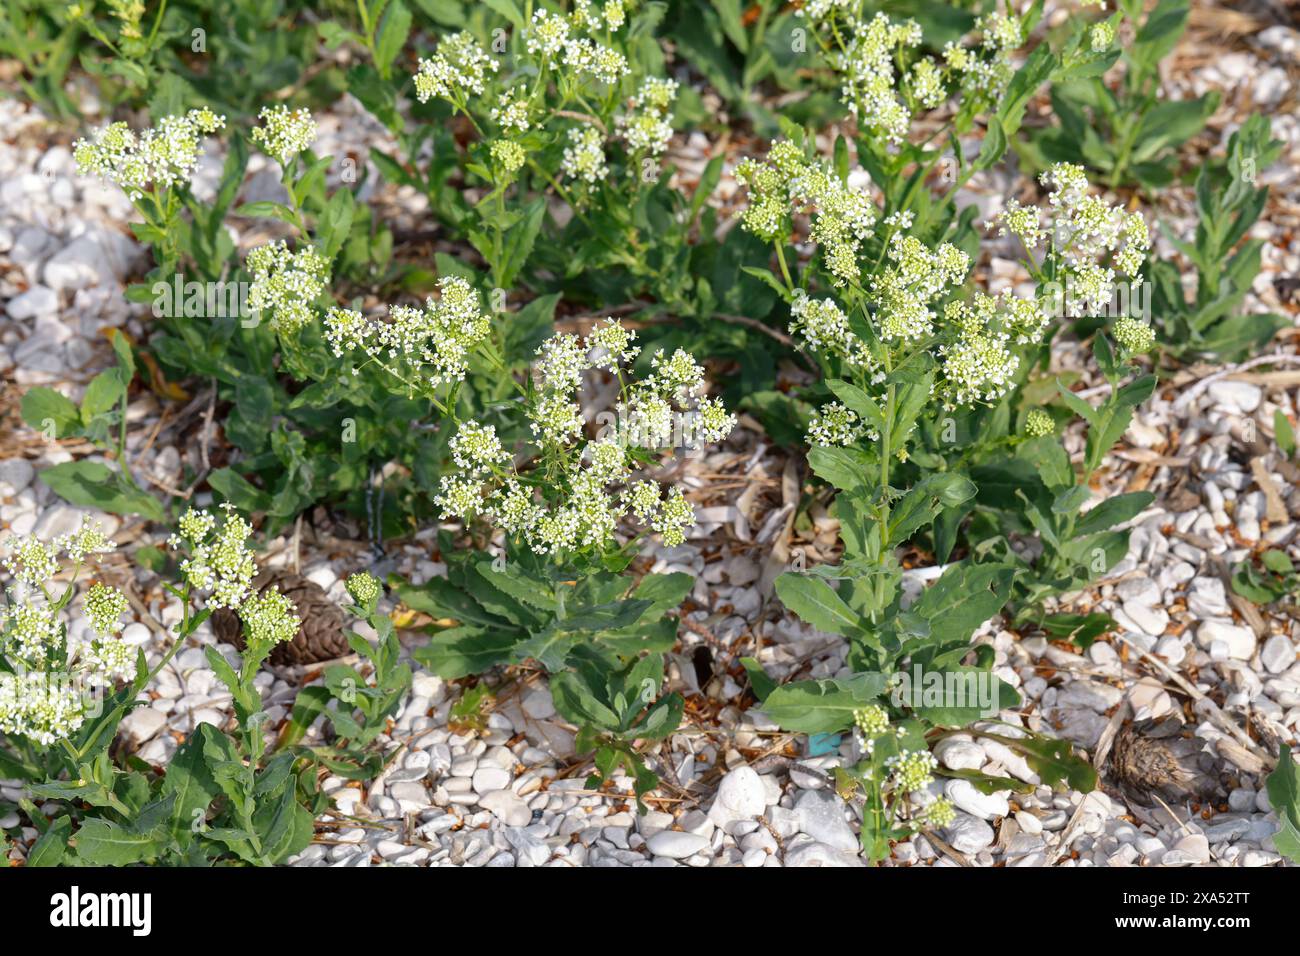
[
  {"xmin": 73, "ymin": 108, "xmax": 226, "ymax": 269},
  {"xmin": 410, "ymin": 3, "xmax": 683, "ymax": 289},
  {"xmin": 736, "ymin": 136, "xmax": 1107, "ymax": 860}
]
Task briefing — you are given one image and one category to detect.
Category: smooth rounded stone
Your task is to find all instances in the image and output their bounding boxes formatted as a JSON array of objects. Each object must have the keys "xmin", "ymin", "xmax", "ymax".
[
  {"xmin": 1121, "ymin": 600, "xmax": 1168, "ymax": 637},
  {"xmin": 935, "ymin": 737, "xmax": 985, "ymax": 771},
  {"xmin": 503, "ymin": 826, "xmax": 551, "ymax": 865},
  {"xmin": 645, "ymin": 830, "xmax": 710, "ymax": 859},
  {"xmin": 1203, "ymin": 818, "xmax": 1252, "ymax": 842},
  {"xmin": 117, "ymin": 622, "xmax": 152, "ymax": 648},
  {"xmin": 1152, "ymin": 635, "xmax": 1187, "ymax": 666},
  {"xmin": 0, "ymin": 458, "xmax": 35, "ymax": 496},
  {"xmin": 944, "ymin": 813, "xmax": 995, "ymax": 854},
  {"xmin": 1196, "ymin": 620, "xmax": 1256, "ymax": 660},
  {"xmin": 1261, "ymin": 635, "xmax": 1296, "ymax": 675},
  {"xmin": 521, "ymin": 686, "xmax": 556, "ymax": 719},
  {"xmin": 1187, "ymin": 577, "xmax": 1230, "ymax": 617},
  {"xmin": 944, "ymin": 779, "xmax": 1009, "ymax": 821},
  {"xmin": 782, "ymin": 839, "xmax": 864, "ymax": 867},
  {"xmin": 1015, "ymin": 811, "xmax": 1043, "ymax": 836},
  {"xmin": 471, "ymin": 766, "xmax": 512, "ymax": 794},
  {"xmin": 792, "ymin": 789, "xmax": 858, "ymax": 852},
  {"xmin": 387, "ymin": 781, "xmax": 430, "ymax": 811},
  {"xmin": 120, "ymin": 706, "xmax": 166, "ymax": 744},
  {"xmin": 1208, "ymin": 381, "xmax": 1261, "ymax": 414},
  {"xmin": 1055, "ymin": 680, "xmax": 1124, "ymax": 712},
  {"xmin": 742, "ymin": 847, "xmax": 768, "ymax": 867},
  {"xmin": 707, "ymin": 765, "xmax": 767, "ymax": 825},
  {"xmin": 6, "ymin": 284, "xmax": 58, "ymax": 320},
  {"xmin": 1228, "ymin": 788, "xmax": 1256, "ymax": 812}
]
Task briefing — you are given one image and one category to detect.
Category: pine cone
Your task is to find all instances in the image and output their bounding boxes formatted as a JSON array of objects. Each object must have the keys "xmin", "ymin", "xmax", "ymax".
[
  {"xmin": 211, "ymin": 570, "xmax": 349, "ymax": 666},
  {"xmin": 1108, "ymin": 717, "xmax": 1212, "ymax": 806}
]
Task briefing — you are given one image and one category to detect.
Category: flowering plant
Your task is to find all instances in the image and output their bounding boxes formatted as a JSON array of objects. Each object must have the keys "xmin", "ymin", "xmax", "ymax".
[
  {"xmin": 0, "ymin": 507, "xmax": 396, "ymax": 865},
  {"xmin": 386, "ymin": 320, "xmax": 735, "ymax": 807},
  {"xmin": 1027, "ymin": 0, "xmax": 1217, "ymax": 191}
]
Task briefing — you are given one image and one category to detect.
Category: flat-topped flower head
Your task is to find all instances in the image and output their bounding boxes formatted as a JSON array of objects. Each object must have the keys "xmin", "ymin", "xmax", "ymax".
[
  {"xmin": 526, "ymin": 8, "xmax": 571, "ymax": 57},
  {"xmin": 586, "ymin": 318, "xmax": 640, "ymax": 368},
  {"xmin": 251, "ymin": 105, "xmax": 317, "ymax": 165},
  {"xmin": 736, "ymin": 140, "xmax": 879, "ymax": 285},
  {"xmin": 414, "ymin": 32, "xmax": 499, "ymax": 103},
  {"xmin": 172, "ymin": 504, "xmax": 257, "ymax": 610},
  {"xmin": 433, "ymin": 321, "xmax": 732, "ymax": 556},
  {"xmin": 246, "ymin": 240, "xmax": 330, "ymax": 334},
  {"xmin": 790, "ymin": 291, "xmax": 874, "ymax": 370},
  {"xmin": 326, "ymin": 276, "xmax": 492, "ymax": 393},
  {"xmin": 240, "ymin": 588, "xmax": 300, "ymax": 647},
  {"xmin": 450, "ymin": 422, "xmax": 511, "ymax": 474},
  {"xmin": 886, "ymin": 748, "xmax": 937, "ymax": 793},
  {"xmin": 345, "ymin": 571, "xmax": 382, "ymax": 608},
  {"xmin": 807, "ymin": 402, "xmax": 865, "ymax": 447},
  {"xmin": 490, "ymin": 88, "xmax": 533, "ymax": 133},
  {"xmin": 561, "ymin": 125, "xmax": 609, "ymax": 184},
  {"xmin": 73, "ymin": 108, "xmax": 226, "ymax": 199},
  {"xmin": 537, "ymin": 333, "xmax": 589, "ymax": 393},
  {"xmin": 1024, "ymin": 408, "xmax": 1055, "ymax": 437},
  {"xmin": 1113, "ymin": 315, "xmax": 1155, "ymax": 355},
  {"xmin": 83, "ymin": 584, "xmax": 128, "ymax": 636}
]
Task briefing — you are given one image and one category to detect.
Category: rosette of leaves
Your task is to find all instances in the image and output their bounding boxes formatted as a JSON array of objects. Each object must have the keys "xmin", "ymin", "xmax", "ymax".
[
  {"xmin": 396, "ymin": 543, "xmax": 690, "ymax": 809},
  {"xmin": 279, "ymin": 575, "xmax": 412, "ymax": 781},
  {"xmin": 969, "ymin": 334, "xmax": 1156, "ymax": 627},
  {"xmin": 1023, "ymin": 0, "xmax": 1217, "ymax": 191},
  {"xmin": 1148, "ymin": 116, "xmax": 1289, "ymax": 360}
]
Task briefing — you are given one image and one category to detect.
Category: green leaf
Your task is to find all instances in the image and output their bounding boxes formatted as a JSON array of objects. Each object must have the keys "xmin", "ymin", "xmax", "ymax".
[
  {"xmin": 757, "ymin": 674, "xmax": 889, "ymax": 734},
  {"xmin": 775, "ymin": 573, "xmax": 860, "ymax": 636},
  {"xmin": 888, "ymin": 473, "xmax": 976, "ymax": 543},
  {"xmin": 413, "ymin": 625, "xmax": 522, "ymax": 678},
  {"xmin": 807, "ymin": 445, "xmax": 870, "ymax": 492},
  {"xmin": 74, "ymin": 818, "xmax": 164, "ymax": 865},
  {"xmin": 80, "ymin": 369, "xmax": 126, "ymax": 423},
  {"xmin": 983, "ymin": 731, "xmax": 1097, "ymax": 792},
  {"xmin": 38, "ymin": 461, "xmax": 166, "ymax": 521},
  {"xmin": 1074, "ymin": 491, "xmax": 1154, "ymax": 536},
  {"xmin": 373, "ymin": 0, "xmax": 413, "ymax": 79},
  {"xmin": 910, "ymin": 563, "xmax": 1015, "ymax": 650},
  {"xmin": 740, "ymin": 657, "xmax": 777, "ymax": 701},
  {"xmin": 26, "ymin": 815, "xmax": 72, "ymax": 867},
  {"xmin": 162, "ymin": 732, "xmax": 221, "ymax": 842},
  {"xmin": 1275, "ymin": 410, "xmax": 1296, "ymax": 459},
  {"xmin": 20, "ymin": 386, "xmax": 80, "ymax": 437}
]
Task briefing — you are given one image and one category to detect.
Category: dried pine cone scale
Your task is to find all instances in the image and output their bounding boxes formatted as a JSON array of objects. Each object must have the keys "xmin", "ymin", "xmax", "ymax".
[{"xmin": 212, "ymin": 569, "xmax": 349, "ymax": 666}]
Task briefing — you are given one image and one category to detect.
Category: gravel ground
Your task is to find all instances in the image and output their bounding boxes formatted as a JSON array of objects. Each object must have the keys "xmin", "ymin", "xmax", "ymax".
[{"xmin": 2, "ymin": 8, "xmax": 1299, "ymax": 867}]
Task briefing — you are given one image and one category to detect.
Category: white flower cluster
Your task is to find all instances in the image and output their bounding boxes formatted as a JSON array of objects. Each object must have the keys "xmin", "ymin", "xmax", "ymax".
[
  {"xmin": 169, "ymin": 504, "xmax": 257, "ymax": 609},
  {"xmin": 618, "ymin": 77, "xmax": 678, "ymax": 157},
  {"xmin": 789, "ymin": 291, "xmax": 874, "ymax": 371},
  {"xmin": 169, "ymin": 505, "xmax": 300, "ymax": 646},
  {"xmin": 561, "ymin": 125, "xmax": 609, "ymax": 185},
  {"xmin": 418, "ymin": 7, "xmax": 673, "ymax": 196},
  {"xmin": 73, "ymin": 108, "xmax": 226, "ymax": 200},
  {"xmin": 996, "ymin": 162, "xmax": 1151, "ymax": 317},
  {"xmin": 435, "ymin": 319, "xmax": 734, "ymax": 554},
  {"xmin": 736, "ymin": 140, "xmax": 878, "ymax": 286},
  {"xmin": 245, "ymin": 240, "xmax": 331, "ymax": 334},
  {"xmin": 250, "ymin": 105, "xmax": 317, "ymax": 165},
  {"xmin": 797, "ymin": 8, "xmax": 1022, "ymax": 145},
  {"xmin": 807, "ymin": 402, "xmax": 867, "ymax": 447},
  {"xmin": 870, "ymin": 233, "xmax": 971, "ymax": 343},
  {"xmin": 323, "ymin": 275, "xmax": 493, "ymax": 392},
  {"xmin": 0, "ymin": 521, "xmax": 133, "ymax": 746},
  {"xmin": 414, "ymin": 32, "xmax": 500, "ymax": 104}
]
